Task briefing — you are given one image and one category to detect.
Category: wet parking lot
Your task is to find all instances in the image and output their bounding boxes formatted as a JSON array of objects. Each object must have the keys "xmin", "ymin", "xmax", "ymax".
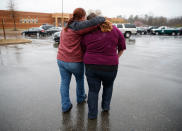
[{"xmin": 0, "ymin": 35, "xmax": 182, "ymax": 131}]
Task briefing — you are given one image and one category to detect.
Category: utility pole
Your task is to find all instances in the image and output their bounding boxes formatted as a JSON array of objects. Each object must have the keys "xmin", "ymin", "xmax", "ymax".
[{"xmin": 61, "ymin": 0, "xmax": 64, "ymax": 27}]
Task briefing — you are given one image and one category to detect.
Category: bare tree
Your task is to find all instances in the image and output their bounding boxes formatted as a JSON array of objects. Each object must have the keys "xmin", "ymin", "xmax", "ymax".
[
  {"xmin": 123, "ymin": 13, "xmax": 182, "ymax": 27},
  {"xmin": 8, "ymin": 0, "xmax": 17, "ymax": 31},
  {"xmin": 128, "ymin": 15, "xmax": 134, "ymax": 24}
]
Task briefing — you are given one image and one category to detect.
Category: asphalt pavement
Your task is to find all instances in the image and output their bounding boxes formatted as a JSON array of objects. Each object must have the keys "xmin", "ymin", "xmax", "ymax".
[{"xmin": 0, "ymin": 35, "xmax": 182, "ymax": 131}]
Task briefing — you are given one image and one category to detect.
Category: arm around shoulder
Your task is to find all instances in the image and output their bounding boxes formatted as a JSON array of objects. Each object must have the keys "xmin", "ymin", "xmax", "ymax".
[{"xmin": 73, "ymin": 16, "xmax": 105, "ymax": 31}]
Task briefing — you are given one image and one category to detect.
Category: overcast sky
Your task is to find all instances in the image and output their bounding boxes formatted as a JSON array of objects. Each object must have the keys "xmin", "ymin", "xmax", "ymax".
[{"xmin": 0, "ymin": 0, "xmax": 182, "ymax": 18}]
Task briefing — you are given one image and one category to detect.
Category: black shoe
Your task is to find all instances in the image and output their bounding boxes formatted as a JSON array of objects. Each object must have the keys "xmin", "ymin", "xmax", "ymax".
[
  {"xmin": 88, "ymin": 116, "xmax": 97, "ymax": 120},
  {"xmin": 63, "ymin": 104, "xmax": 72, "ymax": 113},
  {"xmin": 88, "ymin": 117, "xmax": 97, "ymax": 120}
]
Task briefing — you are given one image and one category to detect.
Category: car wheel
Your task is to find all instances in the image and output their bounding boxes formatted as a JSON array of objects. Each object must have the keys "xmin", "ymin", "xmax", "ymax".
[
  {"xmin": 155, "ymin": 32, "xmax": 159, "ymax": 35},
  {"xmin": 125, "ymin": 32, "xmax": 131, "ymax": 38},
  {"xmin": 171, "ymin": 32, "xmax": 176, "ymax": 36}
]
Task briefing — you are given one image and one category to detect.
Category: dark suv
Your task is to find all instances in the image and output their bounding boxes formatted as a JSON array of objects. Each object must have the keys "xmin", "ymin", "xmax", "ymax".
[{"xmin": 21, "ymin": 27, "xmax": 46, "ymax": 36}]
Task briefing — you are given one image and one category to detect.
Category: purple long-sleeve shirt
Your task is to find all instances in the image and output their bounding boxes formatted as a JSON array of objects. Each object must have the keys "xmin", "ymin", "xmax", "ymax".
[{"xmin": 81, "ymin": 25, "xmax": 126, "ymax": 65}]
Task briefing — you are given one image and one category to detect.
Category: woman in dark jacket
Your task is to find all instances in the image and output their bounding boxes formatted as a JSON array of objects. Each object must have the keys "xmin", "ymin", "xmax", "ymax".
[
  {"xmin": 57, "ymin": 8, "xmax": 105, "ymax": 112},
  {"xmin": 81, "ymin": 13, "xmax": 126, "ymax": 119}
]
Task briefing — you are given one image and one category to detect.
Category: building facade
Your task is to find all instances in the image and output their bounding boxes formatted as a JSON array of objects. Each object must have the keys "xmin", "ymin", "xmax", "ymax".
[
  {"xmin": 0, "ymin": 10, "xmax": 125, "ymax": 29},
  {"xmin": 0, "ymin": 10, "xmax": 71, "ymax": 29}
]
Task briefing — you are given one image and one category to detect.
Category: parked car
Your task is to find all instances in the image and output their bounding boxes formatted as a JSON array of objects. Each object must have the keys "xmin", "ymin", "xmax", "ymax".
[
  {"xmin": 114, "ymin": 23, "xmax": 137, "ymax": 38},
  {"xmin": 147, "ymin": 26, "xmax": 159, "ymax": 34},
  {"xmin": 45, "ymin": 27, "xmax": 62, "ymax": 35},
  {"xmin": 40, "ymin": 24, "xmax": 54, "ymax": 30},
  {"xmin": 53, "ymin": 31, "xmax": 61, "ymax": 44},
  {"xmin": 152, "ymin": 26, "xmax": 180, "ymax": 35},
  {"xmin": 151, "ymin": 26, "xmax": 168, "ymax": 35},
  {"xmin": 163, "ymin": 27, "xmax": 180, "ymax": 36},
  {"xmin": 21, "ymin": 27, "xmax": 46, "ymax": 36},
  {"xmin": 136, "ymin": 27, "xmax": 147, "ymax": 35}
]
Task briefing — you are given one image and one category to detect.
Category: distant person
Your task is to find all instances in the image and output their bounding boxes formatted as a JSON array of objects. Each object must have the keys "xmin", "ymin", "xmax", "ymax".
[
  {"xmin": 81, "ymin": 13, "xmax": 126, "ymax": 119},
  {"xmin": 57, "ymin": 8, "xmax": 105, "ymax": 112}
]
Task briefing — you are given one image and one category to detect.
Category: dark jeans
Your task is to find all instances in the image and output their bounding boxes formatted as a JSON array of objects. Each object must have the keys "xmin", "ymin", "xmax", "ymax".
[{"xmin": 85, "ymin": 66, "xmax": 118, "ymax": 119}]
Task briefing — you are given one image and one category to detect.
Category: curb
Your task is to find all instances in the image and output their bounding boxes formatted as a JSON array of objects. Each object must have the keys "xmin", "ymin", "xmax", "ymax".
[{"xmin": 0, "ymin": 39, "xmax": 32, "ymax": 45}]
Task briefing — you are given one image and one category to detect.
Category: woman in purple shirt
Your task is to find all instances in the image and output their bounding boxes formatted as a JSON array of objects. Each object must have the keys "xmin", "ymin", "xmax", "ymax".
[{"xmin": 81, "ymin": 13, "xmax": 126, "ymax": 119}]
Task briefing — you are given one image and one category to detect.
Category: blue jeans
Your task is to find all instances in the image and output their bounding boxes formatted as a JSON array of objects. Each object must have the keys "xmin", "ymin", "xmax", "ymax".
[
  {"xmin": 57, "ymin": 60, "xmax": 86, "ymax": 112},
  {"xmin": 85, "ymin": 67, "xmax": 117, "ymax": 119}
]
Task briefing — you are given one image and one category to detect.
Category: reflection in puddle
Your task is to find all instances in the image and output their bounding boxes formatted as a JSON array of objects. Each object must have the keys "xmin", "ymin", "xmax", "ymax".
[
  {"xmin": 87, "ymin": 119, "xmax": 98, "ymax": 131},
  {"xmin": 61, "ymin": 112, "xmax": 74, "ymax": 131},
  {"xmin": 53, "ymin": 43, "xmax": 59, "ymax": 48},
  {"xmin": 126, "ymin": 38, "xmax": 136, "ymax": 45},
  {"xmin": 59, "ymin": 103, "xmax": 111, "ymax": 131},
  {"xmin": 100, "ymin": 112, "xmax": 110, "ymax": 131},
  {"xmin": 76, "ymin": 104, "xmax": 86, "ymax": 130}
]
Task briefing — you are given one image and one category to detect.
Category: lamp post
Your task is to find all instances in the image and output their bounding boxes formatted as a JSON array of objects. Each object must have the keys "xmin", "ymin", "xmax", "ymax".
[{"xmin": 61, "ymin": 0, "xmax": 64, "ymax": 27}]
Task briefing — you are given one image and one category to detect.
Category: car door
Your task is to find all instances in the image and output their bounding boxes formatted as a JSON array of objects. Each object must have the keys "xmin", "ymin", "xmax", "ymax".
[
  {"xmin": 161, "ymin": 27, "xmax": 165, "ymax": 34},
  {"xmin": 28, "ymin": 28, "xmax": 35, "ymax": 35},
  {"xmin": 27, "ymin": 28, "xmax": 33, "ymax": 35},
  {"xmin": 32, "ymin": 28, "xmax": 38, "ymax": 35}
]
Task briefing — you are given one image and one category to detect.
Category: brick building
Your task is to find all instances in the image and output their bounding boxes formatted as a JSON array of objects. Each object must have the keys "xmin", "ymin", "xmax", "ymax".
[
  {"xmin": 0, "ymin": 10, "xmax": 71, "ymax": 29},
  {"xmin": 0, "ymin": 10, "xmax": 126, "ymax": 29}
]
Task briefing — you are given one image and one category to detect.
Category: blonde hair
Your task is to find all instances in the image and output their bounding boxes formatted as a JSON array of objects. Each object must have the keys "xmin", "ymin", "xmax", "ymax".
[{"xmin": 100, "ymin": 20, "xmax": 113, "ymax": 32}]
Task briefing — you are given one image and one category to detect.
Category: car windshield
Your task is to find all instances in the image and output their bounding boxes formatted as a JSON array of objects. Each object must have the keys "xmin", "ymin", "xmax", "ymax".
[
  {"xmin": 48, "ymin": 27, "xmax": 62, "ymax": 30},
  {"xmin": 117, "ymin": 24, "xmax": 123, "ymax": 28},
  {"xmin": 30, "ymin": 27, "xmax": 42, "ymax": 31},
  {"xmin": 41, "ymin": 25, "xmax": 54, "ymax": 30},
  {"xmin": 158, "ymin": 26, "xmax": 167, "ymax": 29}
]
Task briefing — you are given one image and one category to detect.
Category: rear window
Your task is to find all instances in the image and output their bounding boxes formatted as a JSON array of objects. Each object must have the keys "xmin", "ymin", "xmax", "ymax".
[
  {"xmin": 31, "ymin": 28, "xmax": 38, "ymax": 31},
  {"xmin": 42, "ymin": 25, "xmax": 54, "ymax": 30},
  {"xmin": 117, "ymin": 24, "xmax": 123, "ymax": 28},
  {"xmin": 124, "ymin": 24, "xmax": 136, "ymax": 28}
]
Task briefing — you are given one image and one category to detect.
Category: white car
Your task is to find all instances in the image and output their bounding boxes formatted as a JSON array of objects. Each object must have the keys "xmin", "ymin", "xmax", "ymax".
[
  {"xmin": 114, "ymin": 23, "xmax": 137, "ymax": 38},
  {"xmin": 151, "ymin": 26, "xmax": 168, "ymax": 35}
]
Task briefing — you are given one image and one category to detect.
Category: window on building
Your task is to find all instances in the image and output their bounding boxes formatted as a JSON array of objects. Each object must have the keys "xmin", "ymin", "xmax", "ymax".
[
  {"xmin": 35, "ymin": 18, "xmax": 38, "ymax": 23},
  {"xmin": 28, "ymin": 17, "xmax": 30, "ymax": 23},
  {"xmin": 31, "ymin": 19, "xmax": 33, "ymax": 23},
  {"xmin": 20, "ymin": 19, "xmax": 23, "ymax": 23}
]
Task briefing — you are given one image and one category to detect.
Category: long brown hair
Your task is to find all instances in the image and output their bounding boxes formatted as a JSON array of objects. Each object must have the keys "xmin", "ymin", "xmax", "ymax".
[{"xmin": 64, "ymin": 8, "xmax": 86, "ymax": 31}]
